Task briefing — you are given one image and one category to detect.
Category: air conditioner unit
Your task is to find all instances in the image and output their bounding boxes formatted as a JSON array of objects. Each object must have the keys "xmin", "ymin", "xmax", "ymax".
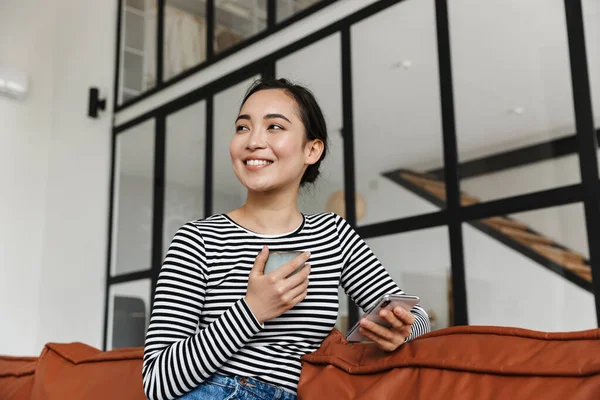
[{"xmin": 0, "ymin": 66, "xmax": 28, "ymax": 100}]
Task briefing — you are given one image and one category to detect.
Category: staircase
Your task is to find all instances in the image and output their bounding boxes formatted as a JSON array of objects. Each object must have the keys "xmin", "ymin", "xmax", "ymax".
[{"xmin": 385, "ymin": 169, "xmax": 593, "ymax": 292}]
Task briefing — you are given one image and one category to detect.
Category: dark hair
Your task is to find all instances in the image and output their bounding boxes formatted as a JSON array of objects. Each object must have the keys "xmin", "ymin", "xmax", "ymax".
[{"xmin": 240, "ymin": 78, "xmax": 328, "ymax": 186}]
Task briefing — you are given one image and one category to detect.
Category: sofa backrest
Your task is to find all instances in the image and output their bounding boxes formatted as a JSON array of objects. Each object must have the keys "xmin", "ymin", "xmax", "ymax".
[
  {"xmin": 298, "ymin": 326, "xmax": 600, "ymax": 400},
  {"xmin": 0, "ymin": 355, "xmax": 37, "ymax": 400},
  {"xmin": 30, "ymin": 342, "xmax": 145, "ymax": 400}
]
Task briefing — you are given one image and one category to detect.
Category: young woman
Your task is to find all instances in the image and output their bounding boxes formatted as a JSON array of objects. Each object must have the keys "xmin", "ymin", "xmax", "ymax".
[{"xmin": 142, "ymin": 78, "xmax": 431, "ymax": 400}]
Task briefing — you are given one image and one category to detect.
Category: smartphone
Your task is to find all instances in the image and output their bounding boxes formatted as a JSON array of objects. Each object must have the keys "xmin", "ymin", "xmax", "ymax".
[
  {"xmin": 264, "ymin": 251, "xmax": 306, "ymax": 277},
  {"xmin": 345, "ymin": 293, "xmax": 420, "ymax": 342}
]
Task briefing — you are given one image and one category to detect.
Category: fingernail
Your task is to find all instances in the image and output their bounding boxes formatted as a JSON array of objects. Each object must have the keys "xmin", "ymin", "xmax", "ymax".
[
  {"xmin": 305, "ymin": 251, "xmax": 311, "ymax": 257},
  {"xmin": 380, "ymin": 310, "xmax": 388, "ymax": 318},
  {"xmin": 361, "ymin": 319, "xmax": 369, "ymax": 327},
  {"xmin": 395, "ymin": 308, "xmax": 404, "ymax": 316}
]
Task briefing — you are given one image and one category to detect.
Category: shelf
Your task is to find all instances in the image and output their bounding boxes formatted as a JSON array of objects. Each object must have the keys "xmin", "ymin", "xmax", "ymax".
[
  {"xmin": 125, "ymin": 6, "xmax": 146, "ymax": 18},
  {"xmin": 123, "ymin": 87, "xmax": 141, "ymax": 95},
  {"xmin": 124, "ymin": 46, "xmax": 145, "ymax": 57},
  {"xmin": 126, "ymin": 0, "xmax": 147, "ymax": 10}
]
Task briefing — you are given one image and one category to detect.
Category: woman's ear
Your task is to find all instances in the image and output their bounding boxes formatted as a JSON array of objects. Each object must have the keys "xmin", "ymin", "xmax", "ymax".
[{"xmin": 305, "ymin": 139, "xmax": 324, "ymax": 165}]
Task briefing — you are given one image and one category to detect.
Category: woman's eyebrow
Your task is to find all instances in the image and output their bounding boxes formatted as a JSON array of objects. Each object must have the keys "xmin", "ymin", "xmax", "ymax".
[
  {"xmin": 235, "ymin": 114, "xmax": 250, "ymax": 123},
  {"xmin": 264, "ymin": 113, "xmax": 291, "ymax": 123},
  {"xmin": 235, "ymin": 113, "xmax": 291, "ymax": 123}
]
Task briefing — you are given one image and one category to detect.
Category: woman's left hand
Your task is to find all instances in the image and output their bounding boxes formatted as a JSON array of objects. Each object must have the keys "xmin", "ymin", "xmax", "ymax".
[{"xmin": 358, "ymin": 306, "xmax": 415, "ymax": 352}]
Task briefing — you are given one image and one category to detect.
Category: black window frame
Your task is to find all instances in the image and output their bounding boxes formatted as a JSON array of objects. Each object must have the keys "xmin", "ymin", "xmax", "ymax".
[
  {"xmin": 113, "ymin": 0, "xmax": 339, "ymax": 112},
  {"xmin": 104, "ymin": 0, "xmax": 600, "ymax": 350}
]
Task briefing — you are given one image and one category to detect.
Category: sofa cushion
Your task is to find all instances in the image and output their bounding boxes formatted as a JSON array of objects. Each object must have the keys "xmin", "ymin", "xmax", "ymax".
[
  {"xmin": 30, "ymin": 342, "xmax": 145, "ymax": 400},
  {"xmin": 0, "ymin": 355, "xmax": 38, "ymax": 400},
  {"xmin": 298, "ymin": 326, "xmax": 600, "ymax": 400}
]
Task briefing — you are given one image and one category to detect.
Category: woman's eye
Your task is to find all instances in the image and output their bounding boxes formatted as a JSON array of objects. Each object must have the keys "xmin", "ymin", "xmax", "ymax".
[
  {"xmin": 269, "ymin": 124, "xmax": 283, "ymax": 131},
  {"xmin": 236, "ymin": 125, "xmax": 249, "ymax": 132}
]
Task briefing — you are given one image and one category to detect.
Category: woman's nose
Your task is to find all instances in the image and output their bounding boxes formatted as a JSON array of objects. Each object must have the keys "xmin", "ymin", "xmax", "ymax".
[{"xmin": 246, "ymin": 130, "xmax": 267, "ymax": 150}]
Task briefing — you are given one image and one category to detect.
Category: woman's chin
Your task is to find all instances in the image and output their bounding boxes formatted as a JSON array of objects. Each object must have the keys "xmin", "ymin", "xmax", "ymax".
[{"xmin": 242, "ymin": 179, "xmax": 277, "ymax": 193}]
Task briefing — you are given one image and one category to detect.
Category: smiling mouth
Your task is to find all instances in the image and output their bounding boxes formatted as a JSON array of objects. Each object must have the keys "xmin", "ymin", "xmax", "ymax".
[{"xmin": 244, "ymin": 159, "xmax": 273, "ymax": 166}]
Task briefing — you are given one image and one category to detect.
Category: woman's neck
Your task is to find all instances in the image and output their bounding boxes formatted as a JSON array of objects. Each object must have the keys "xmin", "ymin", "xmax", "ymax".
[{"xmin": 229, "ymin": 188, "xmax": 303, "ymax": 235}]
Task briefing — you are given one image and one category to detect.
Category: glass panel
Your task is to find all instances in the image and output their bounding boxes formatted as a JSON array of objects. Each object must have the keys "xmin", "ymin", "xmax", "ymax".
[
  {"xmin": 164, "ymin": 0, "xmax": 207, "ymax": 80},
  {"xmin": 111, "ymin": 120, "xmax": 156, "ymax": 276},
  {"xmin": 106, "ymin": 279, "xmax": 151, "ymax": 350},
  {"xmin": 276, "ymin": 0, "xmax": 322, "ymax": 22},
  {"xmin": 164, "ymin": 100, "xmax": 206, "ymax": 255},
  {"xmin": 583, "ymin": 0, "xmax": 600, "ymax": 130},
  {"xmin": 464, "ymin": 203, "xmax": 595, "ymax": 331},
  {"xmin": 276, "ymin": 33, "xmax": 344, "ymax": 216},
  {"xmin": 351, "ymin": 0, "xmax": 445, "ymax": 226},
  {"xmin": 276, "ymin": 33, "xmax": 347, "ymax": 330},
  {"xmin": 365, "ymin": 227, "xmax": 452, "ymax": 332},
  {"xmin": 212, "ymin": 76, "xmax": 261, "ymax": 215},
  {"xmin": 450, "ymin": 0, "xmax": 580, "ymax": 202},
  {"xmin": 120, "ymin": 0, "xmax": 157, "ymax": 103},
  {"xmin": 215, "ymin": 0, "xmax": 267, "ymax": 54},
  {"xmin": 583, "ymin": 0, "xmax": 600, "ymax": 174},
  {"xmin": 460, "ymin": 155, "xmax": 581, "ymax": 203}
]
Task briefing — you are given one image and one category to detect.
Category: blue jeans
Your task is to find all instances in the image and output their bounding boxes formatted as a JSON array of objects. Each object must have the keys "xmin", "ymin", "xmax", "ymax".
[{"xmin": 178, "ymin": 374, "xmax": 297, "ymax": 400}]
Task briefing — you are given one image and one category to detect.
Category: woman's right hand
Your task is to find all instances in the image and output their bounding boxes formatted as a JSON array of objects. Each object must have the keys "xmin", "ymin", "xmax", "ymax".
[{"xmin": 244, "ymin": 246, "xmax": 311, "ymax": 324}]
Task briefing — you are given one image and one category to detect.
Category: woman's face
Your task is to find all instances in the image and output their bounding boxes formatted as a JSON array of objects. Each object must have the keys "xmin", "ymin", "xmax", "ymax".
[{"xmin": 230, "ymin": 88, "xmax": 322, "ymax": 194}]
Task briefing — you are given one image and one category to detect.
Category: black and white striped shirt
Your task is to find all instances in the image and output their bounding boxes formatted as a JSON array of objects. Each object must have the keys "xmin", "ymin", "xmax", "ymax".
[{"xmin": 142, "ymin": 212, "xmax": 430, "ymax": 400}]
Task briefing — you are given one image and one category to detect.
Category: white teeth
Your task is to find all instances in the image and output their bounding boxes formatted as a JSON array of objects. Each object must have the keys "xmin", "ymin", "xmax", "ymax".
[{"xmin": 246, "ymin": 159, "xmax": 272, "ymax": 166}]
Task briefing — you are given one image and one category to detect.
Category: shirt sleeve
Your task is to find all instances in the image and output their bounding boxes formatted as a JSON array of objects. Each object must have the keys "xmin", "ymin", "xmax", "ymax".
[
  {"xmin": 142, "ymin": 222, "xmax": 264, "ymax": 400},
  {"xmin": 333, "ymin": 214, "xmax": 431, "ymax": 341}
]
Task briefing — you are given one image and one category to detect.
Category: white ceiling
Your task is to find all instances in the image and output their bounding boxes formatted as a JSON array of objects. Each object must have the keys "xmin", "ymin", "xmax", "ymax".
[{"xmin": 116, "ymin": 0, "xmax": 600, "ymax": 202}]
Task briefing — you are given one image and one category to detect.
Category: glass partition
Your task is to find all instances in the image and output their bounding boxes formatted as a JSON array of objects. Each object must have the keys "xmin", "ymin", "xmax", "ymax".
[
  {"xmin": 582, "ymin": 0, "xmax": 600, "ymax": 173},
  {"xmin": 119, "ymin": 0, "xmax": 157, "ymax": 103},
  {"xmin": 276, "ymin": 33, "xmax": 344, "ymax": 216},
  {"xmin": 215, "ymin": 0, "xmax": 267, "ymax": 54},
  {"xmin": 450, "ymin": 0, "xmax": 580, "ymax": 202},
  {"xmin": 365, "ymin": 227, "xmax": 452, "ymax": 331},
  {"xmin": 106, "ymin": 279, "xmax": 152, "ymax": 350},
  {"xmin": 163, "ymin": 0, "xmax": 208, "ymax": 80},
  {"xmin": 464, "ymin": 203, "xmax": 595, "ymax": 331},
  {"xmin": 164, "ymin": 100, "xmax": 206, "ymax": 254},
  {"xmin": 351, "ymin": 0, "xmax": 445, "ymax": 226},
  {"xmin": 111, "ymin": 120, "xmax": 156, "ymax": 276},
  {"xmin": 277, "ymin": 0, "xmax": 323, "ymax": 22},
  {"xmin": 583, "ymin": 0, "xmax": 600, "ymax": 129}
]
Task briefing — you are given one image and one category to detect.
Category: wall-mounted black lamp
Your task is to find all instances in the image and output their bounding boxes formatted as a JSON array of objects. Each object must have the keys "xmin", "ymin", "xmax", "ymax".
[{"xmin": 88, "ymin": 87, "xmax": 106, "ymax": 118}]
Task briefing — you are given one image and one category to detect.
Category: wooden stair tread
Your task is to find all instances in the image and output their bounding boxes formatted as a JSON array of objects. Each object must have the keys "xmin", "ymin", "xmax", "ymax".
[
  {"xmin": 482, "ymin": 217, "xmax": 529, "ymax": 230},
  {"xmin": 499, "ymin": 227, "xmax": 555, "ymax": 245},
  {"xmin": 400, "ymin": 173, "xmax": 445, "ymax": 190},
  {"xmin": 422, "ymin": 184, "xmax": 480, "ymax": 205},
  {"xmin": 541, "ymin": 250, "xmax": 590, "ymax": 271},
  {"xmin": 528, "ymin": 245, "xmax": 591, "ymax": 281},
  {"xmin": 399, "ymin": 172, "xmax": 480, "ymax": 205},
  {"xmin": 564, "ymin": 262, "xmax": 591, "ymax": 273},
  {"xmin": 530, "ymin": 244, "xmax": 586, "ymax": 263}
]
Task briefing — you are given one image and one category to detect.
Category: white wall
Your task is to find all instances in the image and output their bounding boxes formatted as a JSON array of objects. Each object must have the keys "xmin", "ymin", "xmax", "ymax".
[
  {"xmin": 34, "ymin": 0, "xmax": 116, "ymax": 354},
  {"xmin": 0, "ymin": 0, "xmax": 116, "ymax": 356},
  {"xmin": 0, "ymin": 0, "xmax": 57, "ymax": 356}
]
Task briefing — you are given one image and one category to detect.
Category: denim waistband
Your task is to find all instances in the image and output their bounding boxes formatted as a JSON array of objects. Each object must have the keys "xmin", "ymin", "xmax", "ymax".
[{"xmin": 207, "ymin": 373, "xmax": 296, "ymax": 400}]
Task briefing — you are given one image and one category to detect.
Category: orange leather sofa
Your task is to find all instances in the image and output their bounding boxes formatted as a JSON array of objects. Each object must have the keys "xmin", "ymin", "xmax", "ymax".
[
  {"xmin": 2, "ymin": 326, "xmax": 599, "ymax": 400},
  {"xmin": 0, "ymin": 343, "xmax": 145, "ymax": 400}
]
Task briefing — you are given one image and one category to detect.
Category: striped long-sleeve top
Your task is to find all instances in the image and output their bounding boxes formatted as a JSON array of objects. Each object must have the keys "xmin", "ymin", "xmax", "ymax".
[{"xmin": 142, "ymin": 212, "xmax": 430, "ymax": 400}]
